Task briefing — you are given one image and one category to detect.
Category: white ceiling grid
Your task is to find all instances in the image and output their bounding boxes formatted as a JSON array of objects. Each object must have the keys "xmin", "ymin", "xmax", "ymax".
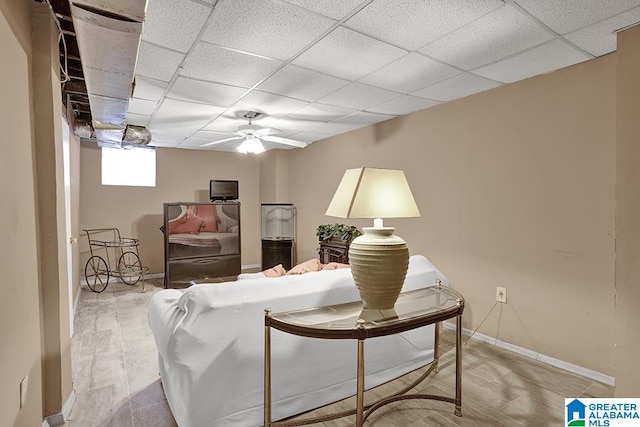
[{"xmin": 127, "ymin": 0, "xmax": 640, "ymax": 152}]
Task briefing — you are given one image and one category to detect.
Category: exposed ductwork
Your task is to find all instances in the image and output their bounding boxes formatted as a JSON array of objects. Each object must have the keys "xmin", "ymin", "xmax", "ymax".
[{"xmin": 70, "ymin": 0, "xmax": 148, "ymax": 148}]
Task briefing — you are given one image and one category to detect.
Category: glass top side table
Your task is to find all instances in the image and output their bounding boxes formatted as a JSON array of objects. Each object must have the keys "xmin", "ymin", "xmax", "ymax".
[{"xmin": 264, "ymin": 281, "xmax": 465, "ymax": 426}]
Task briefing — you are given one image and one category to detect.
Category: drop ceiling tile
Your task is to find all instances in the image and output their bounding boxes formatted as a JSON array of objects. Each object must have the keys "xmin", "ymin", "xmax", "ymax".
[
  {"xmin": 203, "ymin": 115, "xmax": 247, "ymax": 133},
  {"xmin": 292, "ymin": 26, "xmax": 407, "ymax": 81},
  {"xmin": 412, "ymin": 73, "xmax": 502, "ymax": 102},
  {"xmin": 181, "ymin": 135, "xmax": 234, "ymax": 149},
  {"xmin": 420, "ymin": 4, "xmax": 554, "ymax": 70},
  {"xmin": 514, "ymin": 0, "xmax": 640, "ymax": 34},
  {"xmin": 284, "ymin": 103, "xmax": 357, "ymax": 129},
  {"xmin": 359, "ymin": 52, "xmax": 461, "ymax": 93},
  {"xmin": 132, "ymin": 76, "xmax": 168, "ymax": 102},
  {"xmin": 180, "ymin": 42, "xmax": 283, "ymax": 87},
  {"xmin": 149, "ymin": 98, "xmax": 226, "ymax": 135},
  {"xmin": 190, "ymin": 130, "xmax": 236, "ymax": 139},
  {"xmin": 142, "ymin": 0, "xmax": 211, "ymax": 53},
  {"xmin": 263, "ymin": 117, "xmax": 322, "ymax": 133},
  {"xmin": 345, "ymin": 0, "xmax": 504, "ymax": 50},
  {"xmin": 335, "ymin": 111, "xmax": 396, "ymax": 125},
  {"xmin": 167, "ymin": 76, "xmax": 248, "ymax": 107},
  {"xmin": 322, "ymin": 111, "xmax": 395, "ymax": 134},
  {"xmin": 367, "ymin": 95, "xmax": 440, "ymax": 116},
  {"xmin": 564, "ymin": 6, "xmax": 640, "ymax": 56},
  {"xmin": 473, "ymin": 39, "xmax": 592, "ymax": 84},
  {"xmin": 128, "ymin": 98, "xmax": 158, "ymax": 115},
  {"xmin": 126, "ymin": 112, "xmax": 150, "ymax": 126},
  {"xmin": 280, "ymin": 0, "xmax": 364, "ymax": 20},
  {"xmin": 201, "ymin": 0, "xmax": 336, "ymax": 60},
  {"xmin": 151, "ymin": 133, "xmax": 186, "ymax": 143},
  {"xmin": 234, "ymin": 90, "xmax": 310, "ymax": 117},
  {"xmin": 150, "ymin": 133, "xmax": 186, "ymax": 147},
  {"xmin": 287, "ymin": 103, "xmax": 357, "ymax": 119},
  {"xmin": 257, "ymin": 65, "xmax": 349, "ymax": 102},
  {"xmin": 136, "ymin": 41, "xmax": 185, "ymax": 82},
  {"xmin": 289, "ymin": 131, "xmax": 332, "ymax": 143},
  {"xmin": 317, "ymin": 82, "xmax": 399, "ymax": 110}
]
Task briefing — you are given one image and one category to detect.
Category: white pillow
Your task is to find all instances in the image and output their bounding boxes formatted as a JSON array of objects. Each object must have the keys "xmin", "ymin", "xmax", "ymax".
[{"xmin": 237, "ymin": 272, "xmax": 266, "ymax": 280}]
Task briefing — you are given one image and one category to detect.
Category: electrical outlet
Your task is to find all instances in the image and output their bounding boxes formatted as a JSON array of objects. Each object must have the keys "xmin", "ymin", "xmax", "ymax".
[
  {"xmin": 496, "ymin": 287, "xmax": 507, "ymax": 303},
  {"xmin": 20, "ymin": 375, "xmax": 28, "ymax": 409}
]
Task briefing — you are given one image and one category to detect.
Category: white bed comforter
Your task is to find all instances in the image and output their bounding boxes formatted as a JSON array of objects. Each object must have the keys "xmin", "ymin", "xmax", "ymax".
[{"xmin": 148, "ymin": 255, "xmax": 449, "ymax": 427}]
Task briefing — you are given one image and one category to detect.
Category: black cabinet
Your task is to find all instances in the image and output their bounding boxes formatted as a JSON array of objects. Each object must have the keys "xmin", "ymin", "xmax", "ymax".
[
  {"xmin": 261, "ymin": 203, "xmax": 295, "ymax": 270},
  {"xmin": 261, "ymin": 239, "xmax": 293, "ymax": 270}
]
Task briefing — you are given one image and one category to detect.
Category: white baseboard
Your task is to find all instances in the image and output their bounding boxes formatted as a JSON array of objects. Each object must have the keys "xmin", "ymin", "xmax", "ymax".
[
  {"xmin": 442, "ymin": 322, "xmax": 615, "ymax": 386},
  {"xmin": 242, "ymin": 264, "xmax": 260, "ymax": 271},
  {"xmin": 42, "ymin": 390, "xmax": 75, "ymax": 427}
]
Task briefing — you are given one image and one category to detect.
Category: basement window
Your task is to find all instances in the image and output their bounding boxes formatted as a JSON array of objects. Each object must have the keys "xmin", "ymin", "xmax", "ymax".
[{"xmin": 101, "ymin": 147, "xmax": 156, "ymax": 187}]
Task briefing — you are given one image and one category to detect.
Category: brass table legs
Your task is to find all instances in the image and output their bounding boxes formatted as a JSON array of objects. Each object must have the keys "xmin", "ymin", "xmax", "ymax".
[
  {"xmin": 455, "ymin": 314, "xmax": 462, "ymax": 416},
  {"xmin": 264, "ymin": 310, "xmax": 272, "ymax": 427},
  {"xmin": 264, "ymin": 315, "xmax": 463, "ymax": 426},
  {"xmin": 356, "ymin": 339, "xmax": 365, "ymax": 426}
]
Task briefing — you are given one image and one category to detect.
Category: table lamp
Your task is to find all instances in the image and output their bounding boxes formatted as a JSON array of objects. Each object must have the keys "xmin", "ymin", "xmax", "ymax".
[{"xmin": 325, "ymin": 167, "xmax": 420, "ymax": 312}]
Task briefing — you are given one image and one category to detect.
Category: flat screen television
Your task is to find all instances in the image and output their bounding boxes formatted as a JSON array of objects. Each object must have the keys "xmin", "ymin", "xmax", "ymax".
[{"xmin": 210, "ymin": 179, "xmax": 238, "ymax": 201}]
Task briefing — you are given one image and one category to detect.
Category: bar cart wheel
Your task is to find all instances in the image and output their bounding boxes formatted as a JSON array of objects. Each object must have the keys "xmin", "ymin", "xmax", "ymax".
[
  {"xmin": 117, "ymin": 251, "xmax": 143, "ymax": 285},
  {"xmin": 84, "ymin": 255, "xmax": 109, "ymax": 293}
]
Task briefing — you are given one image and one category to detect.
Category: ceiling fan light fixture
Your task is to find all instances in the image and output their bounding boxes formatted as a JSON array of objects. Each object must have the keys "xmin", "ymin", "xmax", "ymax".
[{"xmin": 237, "ymin": 134, "xmax": 265, "ymax": 154}]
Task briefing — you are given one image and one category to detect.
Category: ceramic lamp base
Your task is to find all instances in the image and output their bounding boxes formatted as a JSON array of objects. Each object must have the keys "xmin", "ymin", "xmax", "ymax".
[{"xmin": 348, "ymin": 226, "xmax": 409, "ymax": 310}]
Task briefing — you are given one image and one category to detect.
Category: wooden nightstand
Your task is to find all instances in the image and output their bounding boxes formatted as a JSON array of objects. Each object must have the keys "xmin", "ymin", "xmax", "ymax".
[{"xmin": 318, "ymin": 239, "xmax": 350, "ymax": 264}]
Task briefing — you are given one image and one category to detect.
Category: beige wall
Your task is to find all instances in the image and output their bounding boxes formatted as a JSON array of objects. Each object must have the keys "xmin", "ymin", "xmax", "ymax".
[
  {"xmin": 79, "ymin": 145, "xmax": 263, "ymax": 275},
  {"xmin": 614, "ymin": 25, "xmax": 640, "ymax": 396},
  {"xmin": 289, "ymin": 55, "xmax": 617, "ymax": 376},
  {"xmin": 260, "ymin": 149, "xmax": 291, "ymax": 203},
  {"xmin": 0, "ymin": 1, "xmax": 44, "ymax": 425},
  {"xmin": 1, "ymin": 1, "xmax": 74, "ymax": 425},
  {"xmin": 31, "ymin": 2, "xmax": 73, "ymax": 415}
]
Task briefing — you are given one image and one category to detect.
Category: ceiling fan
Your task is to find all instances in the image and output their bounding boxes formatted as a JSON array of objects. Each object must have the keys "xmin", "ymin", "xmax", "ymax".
[{"xmin": 201, "ymin": 111, "xmax": 307, "ymax": 154}]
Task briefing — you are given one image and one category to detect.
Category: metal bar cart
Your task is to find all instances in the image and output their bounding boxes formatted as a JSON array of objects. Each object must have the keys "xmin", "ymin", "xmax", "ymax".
[{"xmin": 83, "ymin": 228, "xmax": 148, "ymax": 293}]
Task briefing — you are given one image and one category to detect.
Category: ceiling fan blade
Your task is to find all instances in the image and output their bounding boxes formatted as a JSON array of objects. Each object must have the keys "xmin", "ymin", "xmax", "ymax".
[
  {"xmin": 260, "ymin": 135, "xmax": 307, "ymax": 148},
  {"xmin": 254, "ymin": 127, "xmax": 282, "ymax": 136},
  {"xmin": 200, "ymin": 136, "xmax": 243, "ymax": 147}
]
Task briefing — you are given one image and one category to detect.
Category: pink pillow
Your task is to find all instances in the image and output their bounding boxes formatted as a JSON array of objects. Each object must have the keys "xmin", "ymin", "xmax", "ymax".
[
  {"xmin": 286, "ymin": 259, "xmax": 323, "ymax": 275},
  {"xmin": 197, "ymin": 205, "xmax": 219, "ymax": 232},
  {"xmin": 262, "ymin": 264, "xmax": 286, "ymax": 278},
  {"xmin": 321, "ymin": 262, "xmax": 350, "ymax": 271},
  {"xmin": 170, "ymin": 215, "xmax": 203, "ymax": 234},
  {"xmin": 168, "ymin": 215, "xmax": 188, "ymax": 234}
]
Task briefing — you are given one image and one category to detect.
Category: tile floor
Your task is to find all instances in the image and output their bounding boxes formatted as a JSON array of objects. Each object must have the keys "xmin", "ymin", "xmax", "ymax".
[{"xmin": 65, "ymin": 278, "xmax": 613, "ymax": 426}]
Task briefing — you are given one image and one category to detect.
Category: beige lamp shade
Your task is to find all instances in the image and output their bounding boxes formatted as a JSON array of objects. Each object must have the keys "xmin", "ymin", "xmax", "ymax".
[
  {"xmin": 326, "ymin": 167, "xmax": 420, "ymax": 313},
  {"xmin": 325, "ymin": 168, "xmax": 420, "ymax": 220}
]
